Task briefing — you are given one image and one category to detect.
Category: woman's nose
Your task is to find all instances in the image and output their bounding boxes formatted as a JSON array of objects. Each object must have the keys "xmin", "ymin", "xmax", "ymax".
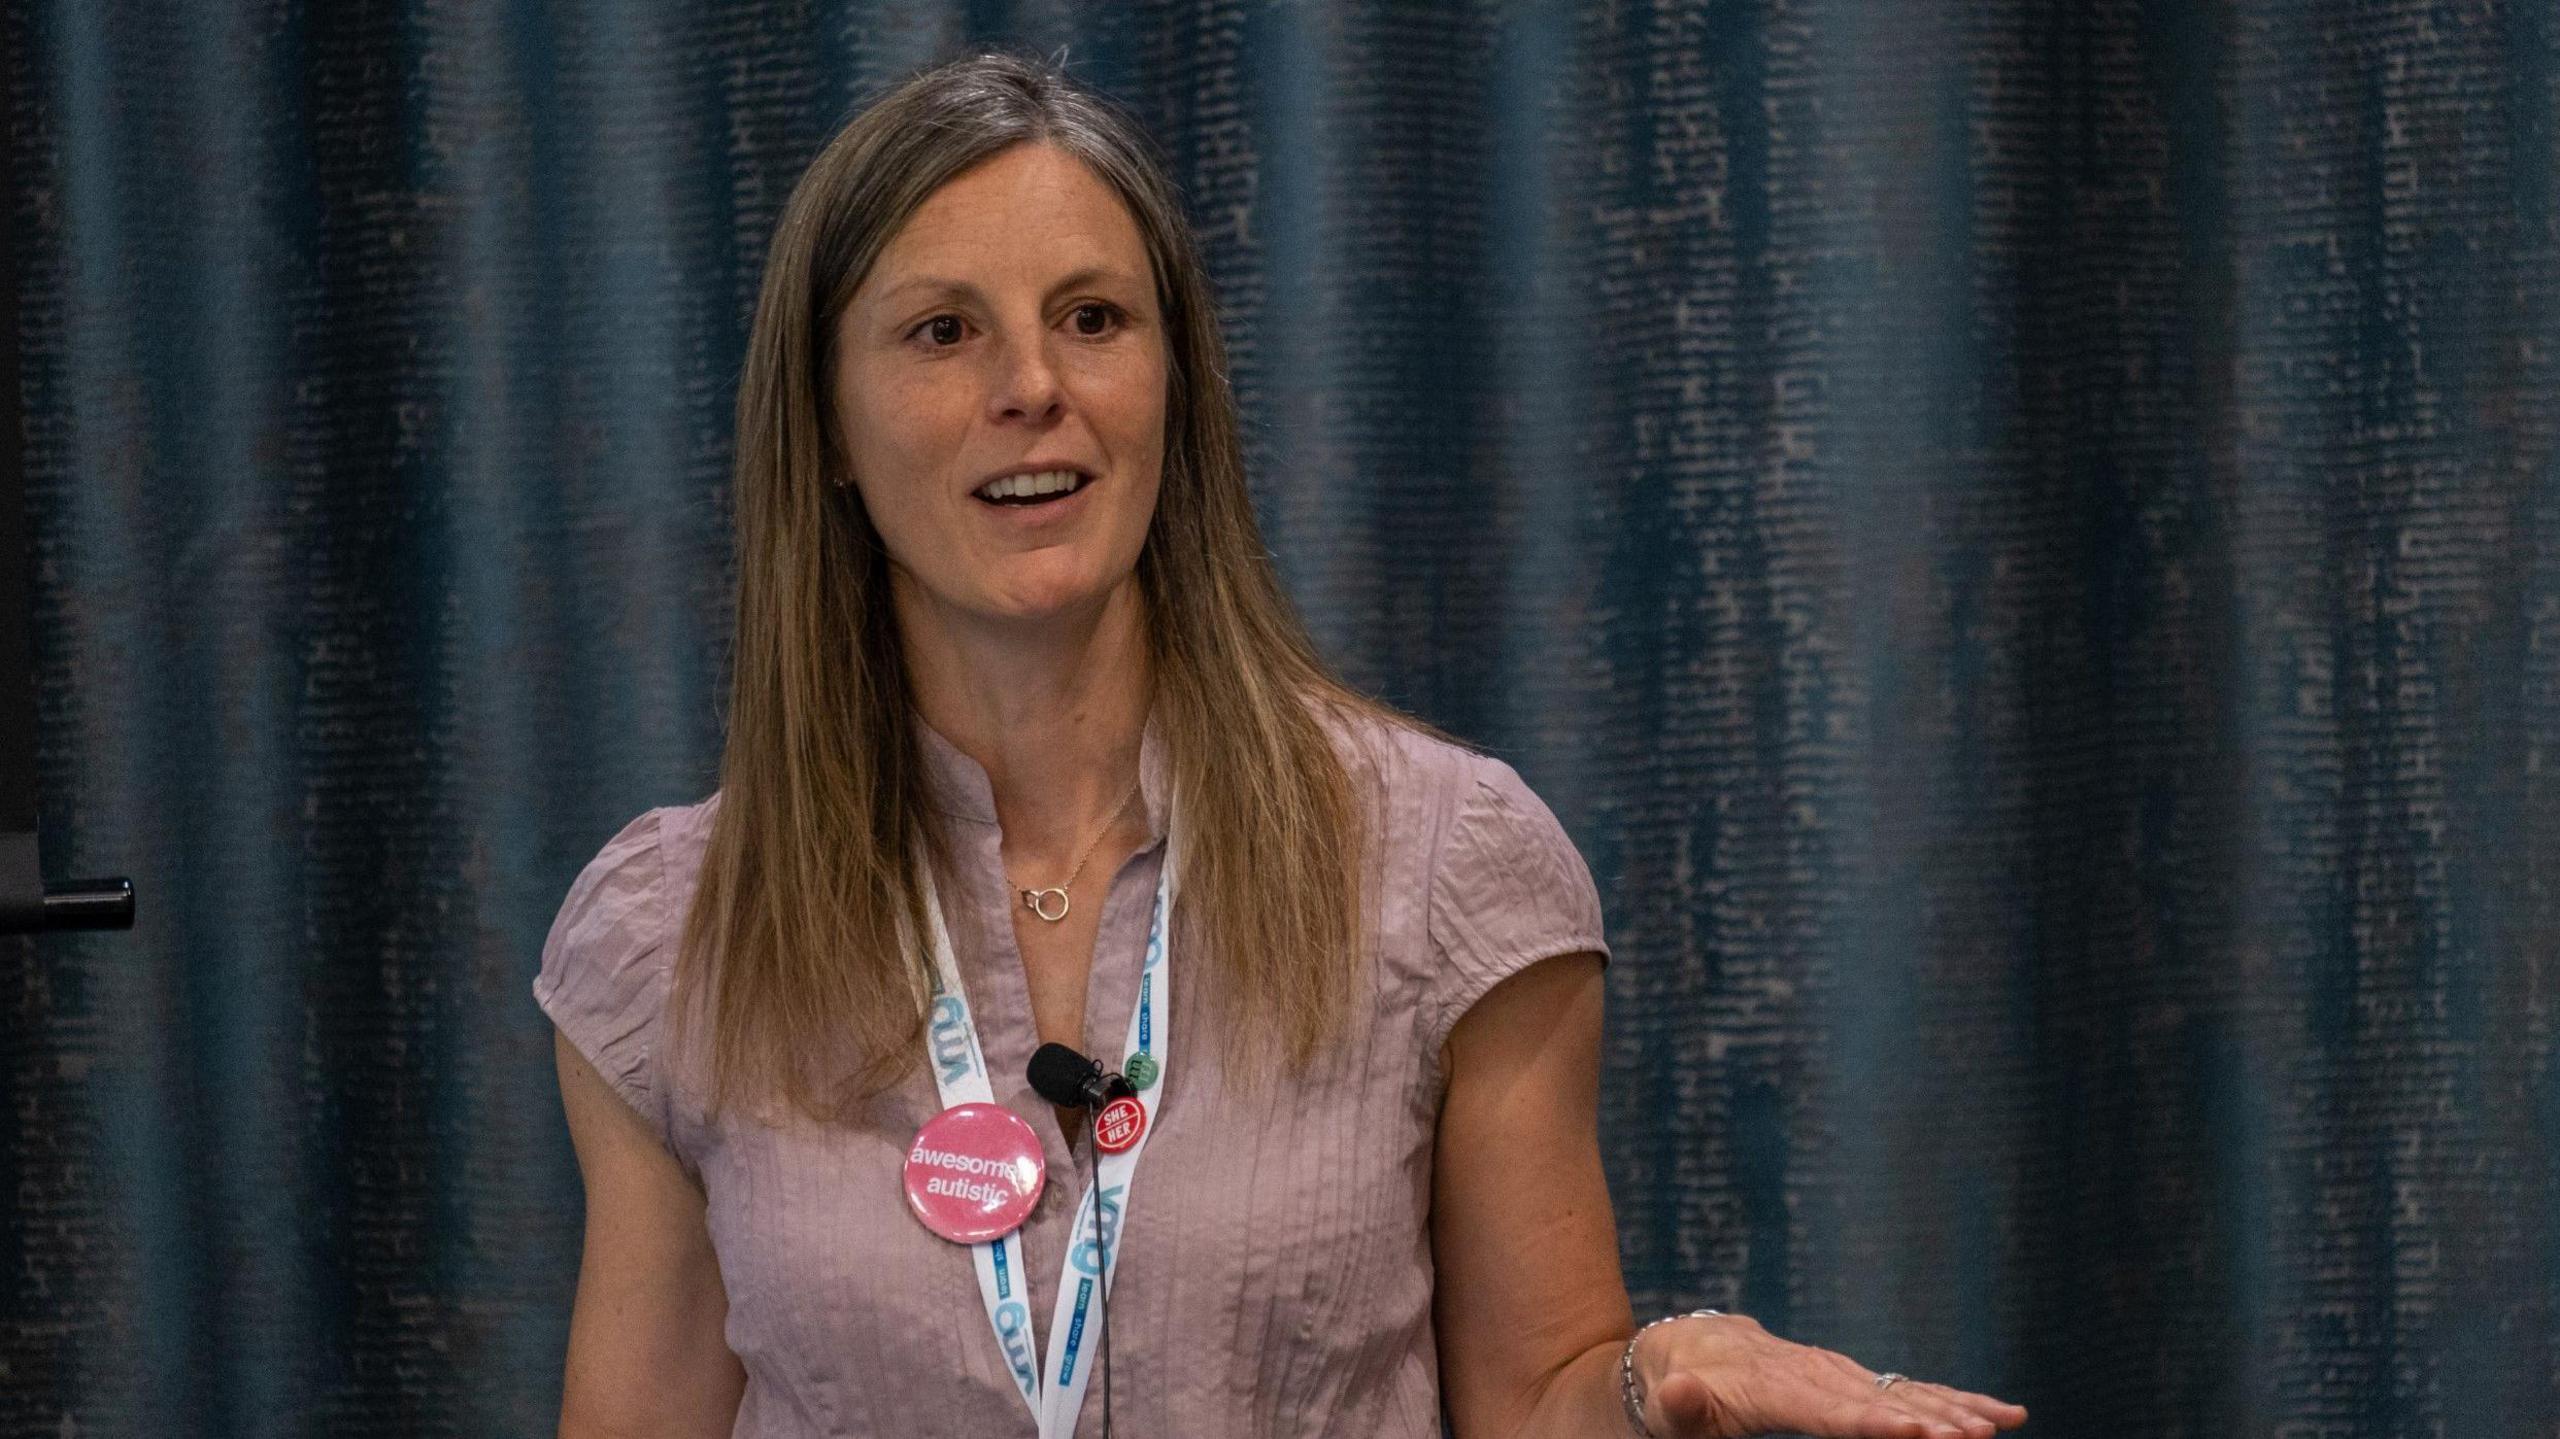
[{"xmin": 988, "ymin": 333, "xmax": 1065, "ymax": 423}]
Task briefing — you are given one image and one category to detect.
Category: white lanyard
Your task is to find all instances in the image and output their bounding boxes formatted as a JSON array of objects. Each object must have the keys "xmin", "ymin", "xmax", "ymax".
[{"xmin": 917, "ymin": 842, "xmax": 1171, "ymax": 1437}]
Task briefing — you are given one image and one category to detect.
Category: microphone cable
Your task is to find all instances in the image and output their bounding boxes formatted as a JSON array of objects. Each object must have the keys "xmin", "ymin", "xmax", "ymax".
[
  {"xmin": 1028, "ymin": 1042, "xmax": 1130, "ymax": 1435},
  {"xmin": 1080, "ymin": 1103, "xmax": 1114, "ymax": 1437}
]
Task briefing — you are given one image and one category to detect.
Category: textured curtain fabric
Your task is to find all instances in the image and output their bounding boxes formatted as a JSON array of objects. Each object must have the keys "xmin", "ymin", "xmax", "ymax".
[{"xmin": 5, "ymin": 1, "xmax": 2554, "ymax": 1435}]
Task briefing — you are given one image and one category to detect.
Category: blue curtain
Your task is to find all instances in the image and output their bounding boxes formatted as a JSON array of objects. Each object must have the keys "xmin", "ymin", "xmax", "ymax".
[{"xmin": 6, "ymin": 1, "xmax": 2553, "ymax": 1434}]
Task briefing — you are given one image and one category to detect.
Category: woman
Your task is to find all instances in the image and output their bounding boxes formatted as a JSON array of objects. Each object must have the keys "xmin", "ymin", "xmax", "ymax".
[{"xmin": 536, "ymin": 49, "xmax": 2029, "ymax": 1439}]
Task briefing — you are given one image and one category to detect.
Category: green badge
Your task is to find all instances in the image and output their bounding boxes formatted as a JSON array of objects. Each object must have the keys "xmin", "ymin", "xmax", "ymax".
[{"xmin": 1123, "ymin": 1051, "xmax": 1160, "ymax": 1092}]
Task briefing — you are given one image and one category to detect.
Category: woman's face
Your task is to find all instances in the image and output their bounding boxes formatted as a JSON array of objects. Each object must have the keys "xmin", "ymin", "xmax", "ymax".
[{"xmin": 832, "ymin": 142, "xmax": 1169, "ymax": 632}]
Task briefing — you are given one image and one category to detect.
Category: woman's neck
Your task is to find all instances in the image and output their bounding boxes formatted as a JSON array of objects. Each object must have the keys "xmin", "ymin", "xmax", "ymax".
[{"xmin": 895, "ymin": 572, "xmax": 1153, "ymax": 860}]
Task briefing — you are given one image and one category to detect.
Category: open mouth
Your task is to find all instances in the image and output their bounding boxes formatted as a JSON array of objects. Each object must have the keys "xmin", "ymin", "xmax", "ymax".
[{"xmin": 972, "ymin": 468, "xmax": 1094, "ymax": 508}]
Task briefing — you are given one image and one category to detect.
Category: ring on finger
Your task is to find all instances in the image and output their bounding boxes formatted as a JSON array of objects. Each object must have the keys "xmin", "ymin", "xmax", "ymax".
[
  {"xmin": 1878, "ymin": 1380, "xmax": 1971, "ymax": 1421},
  {"xmin": 1874, "ymin": 1372, "xmax": 1909, "ymax": 1391}
]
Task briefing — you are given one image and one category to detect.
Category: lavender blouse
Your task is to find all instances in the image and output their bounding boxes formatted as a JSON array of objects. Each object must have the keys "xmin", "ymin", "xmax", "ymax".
[{"xmin": 534, "ymin": 708, "xmax": 1611, "ymax": 1437}]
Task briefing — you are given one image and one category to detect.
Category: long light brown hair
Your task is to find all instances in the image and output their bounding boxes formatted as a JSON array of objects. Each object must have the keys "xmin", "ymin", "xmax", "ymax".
[{"xmin": 678, "ymin": 49, "xmax": 1436, "ymax": 1122}]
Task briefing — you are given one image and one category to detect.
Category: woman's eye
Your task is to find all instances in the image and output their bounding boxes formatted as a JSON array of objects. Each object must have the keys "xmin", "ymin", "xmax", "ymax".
[
  {"xmin": 1071, "ymin": 302, "xmax": 1122, "ymax": 337},
  {"xmin": 915, "ymin": 315, "xmax": 965, "ymax": 347}
]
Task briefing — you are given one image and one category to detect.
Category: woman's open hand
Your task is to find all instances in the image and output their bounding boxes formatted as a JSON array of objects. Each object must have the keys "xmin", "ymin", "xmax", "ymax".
[{"xmin": 1634, "ymin": 1312, "xmax": 2029, "ymax": 1439}]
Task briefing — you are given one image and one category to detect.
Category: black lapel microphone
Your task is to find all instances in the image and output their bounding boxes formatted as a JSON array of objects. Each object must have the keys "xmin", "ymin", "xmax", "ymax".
[
  {"xmin": 1028, "ymin": 1041, "xmax": 1135, "ymax": 1109},
  {"xmin": 1025, "ymin": 1042, "xmax": 1131, "ymax": 1436}
]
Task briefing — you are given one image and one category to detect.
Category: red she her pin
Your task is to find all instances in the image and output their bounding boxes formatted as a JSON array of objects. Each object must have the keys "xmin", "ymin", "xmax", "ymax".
[{"xmin": 1093, "ymin": 1096, "xmax": 1147, "ymax": 1154}]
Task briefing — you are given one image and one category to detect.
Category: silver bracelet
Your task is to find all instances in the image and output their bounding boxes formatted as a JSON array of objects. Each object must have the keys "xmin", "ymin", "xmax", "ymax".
[{"xmin": 1620, "ymin": 1308, "xmax": 1725, "ymax": 1436}]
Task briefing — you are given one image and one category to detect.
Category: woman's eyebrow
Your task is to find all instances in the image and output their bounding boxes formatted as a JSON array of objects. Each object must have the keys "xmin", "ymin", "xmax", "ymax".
[{"xmin": 875, "ymin": 265, "xmax": 1143, "ymax": 306}]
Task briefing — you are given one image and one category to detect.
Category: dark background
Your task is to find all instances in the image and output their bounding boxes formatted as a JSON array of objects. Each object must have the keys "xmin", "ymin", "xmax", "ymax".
[{"xmin": 4, "ymin": 0, "xmax": 2554, "ymax": 1434}]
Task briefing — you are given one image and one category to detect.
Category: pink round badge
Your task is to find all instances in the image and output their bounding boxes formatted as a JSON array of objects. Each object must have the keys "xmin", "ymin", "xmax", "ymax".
[
  {"xmin": 1093, "ymin": 1096, "xmax": 1148, "ymax": 1154},
  {"xmin": 904, "ymin": 1102, "xmax": 1045, "ymax": 1244}
]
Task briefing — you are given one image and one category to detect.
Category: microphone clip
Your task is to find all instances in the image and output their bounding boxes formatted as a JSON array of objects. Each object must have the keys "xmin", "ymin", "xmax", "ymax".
[{"xmin": 1028, "ymin": 1041, "xmax": 1134, "ymax": 1112}]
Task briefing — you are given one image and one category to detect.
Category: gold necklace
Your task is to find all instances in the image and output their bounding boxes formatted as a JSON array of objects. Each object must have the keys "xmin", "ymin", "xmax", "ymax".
[{"xmin": 1011, "ymin": 776, "xmax": 1142, "ymax": 923}]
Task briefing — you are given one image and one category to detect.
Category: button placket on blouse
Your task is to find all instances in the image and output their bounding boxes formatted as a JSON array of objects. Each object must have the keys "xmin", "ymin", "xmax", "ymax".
[{"xmin": 933, "ymin": 809, "xmax": 1164, "ymax": 1376}]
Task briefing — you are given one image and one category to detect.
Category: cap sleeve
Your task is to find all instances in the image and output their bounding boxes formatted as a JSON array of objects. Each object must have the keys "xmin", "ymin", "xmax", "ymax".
[
  {"xmin": 534, "ymin": 807, "xmax": 675, "ymax": 1149},
  {"xmin": 1421, "ymin": 756, "xmax": 1611, "ymax": 1061}
]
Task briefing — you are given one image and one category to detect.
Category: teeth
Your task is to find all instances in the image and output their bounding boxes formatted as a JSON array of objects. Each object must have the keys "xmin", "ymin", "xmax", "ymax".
[{"xmin": 977, "ymin": 469, "xmax": 1084, "ymax": 501}]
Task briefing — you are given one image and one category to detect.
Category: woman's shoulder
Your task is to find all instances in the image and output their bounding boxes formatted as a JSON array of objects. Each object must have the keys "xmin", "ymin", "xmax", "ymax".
[
  {"xmin": 546, "ymin": 791, "xmax": 725, "ymax": 930},
  {"xmin": 656, "ymin": 788, "xmax": 725, "ymax": 873},
  {"xmin": 1306, "ymin": 698, "xmax": 1610, "ymax": 1066},
  {"xmin": 531, "ymin": 792, "xmax": 722, "ymax": 1139},
  {"xmin": 1307, "ymin": 696, "xmax": 1536, "ymax": 835}
]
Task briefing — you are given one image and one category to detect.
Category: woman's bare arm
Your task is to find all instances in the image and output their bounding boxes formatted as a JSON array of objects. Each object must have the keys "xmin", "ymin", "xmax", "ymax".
[
  {"xmin": 1430, "ymin": 950, "xmax": 1636, "ymax": 1439},
  {"xmin": 553, "ymin": 1029, "xmax": 746, "ymax": 1438},
  {"xmin": 1431, "ymin": 958, "xmax": 2027, "ymax": 1439}
]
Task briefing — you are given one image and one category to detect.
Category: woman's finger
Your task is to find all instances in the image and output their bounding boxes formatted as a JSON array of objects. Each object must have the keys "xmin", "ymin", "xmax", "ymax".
[
  {"xmin": 1828, "ymin": 1351, "xmax": 2026, "ymax": 1433},
  {"xmin": 1805, "ymin": 1383, "xmax": 1943, "ymax": 1438},
  {"xmin": 1927, "ymin": 1382, "xmax": 2030, "ymax": 1424},
  {"xmin": 1877, "ymin": 1384, "xmax": 1998, "ymax": 1438},
  {"xmin": 1774, "ymin": 1369, "xmax": 1965, "ymax": 1439},
  {"xmin": 1867, "ymin": 1377, "xmax": 2026, "ymax": 1433},
  {"xmin": 1835, "ymin": 1376, "xmax": 2000, "ymax": 1438}
]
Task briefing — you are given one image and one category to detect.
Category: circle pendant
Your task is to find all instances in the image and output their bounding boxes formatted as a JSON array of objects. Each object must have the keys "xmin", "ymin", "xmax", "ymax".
[{"xmin": 1022, "ymin": 886, "xmax": 1070, "ymax": 922}]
